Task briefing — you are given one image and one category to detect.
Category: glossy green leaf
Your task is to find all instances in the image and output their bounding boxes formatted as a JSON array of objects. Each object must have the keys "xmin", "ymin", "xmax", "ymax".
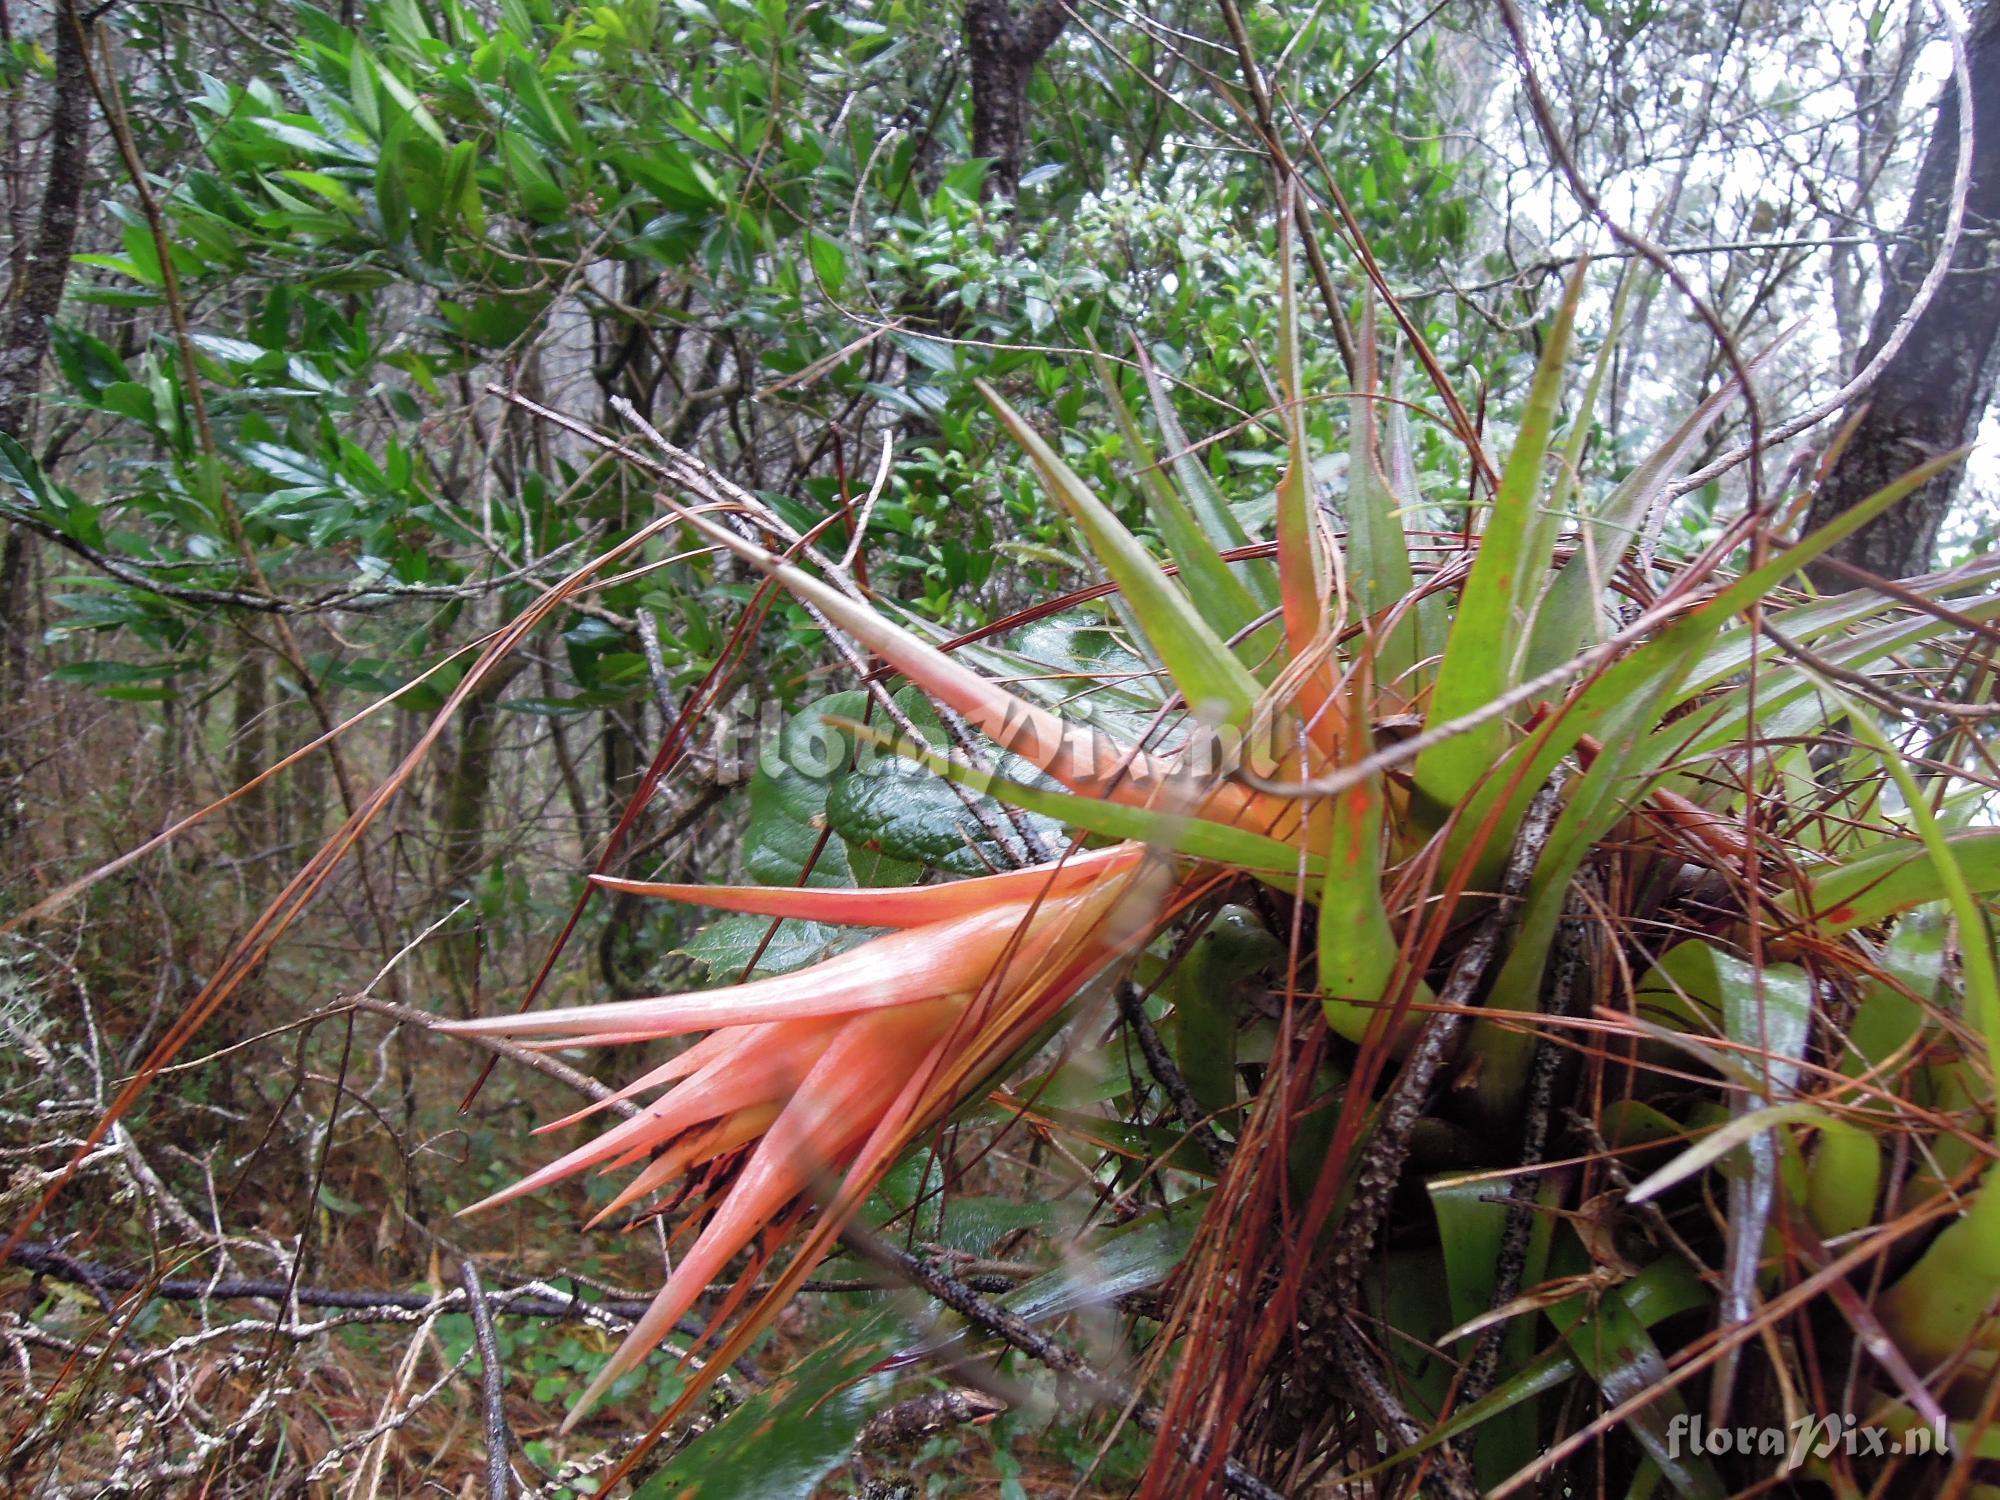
[
  {"xmin": 675, "ymin": 913, "xmax": 837, "ymax": 978},
  {"xmin": 1355, "ymin": 1257, "xmax": 1711, "ymax": 1482},
  {"xmin": 1523, "ymin": 333, "xmax": 1783, "ymax": 678},
  {"xmin": 1805, "ymin": 1118, "xmax": 1881, "ymax": 1240},
  {"xmin": 648, "ymin": 1304, "xmax": 903, "ymax": 1500},
  {"xmin": 1625, "ymin": 1102, "xmax": 1826, "ymax": 1205},
  {"xmin": 1170, "ymin": 906, "xmax": 1278, "ymax": 1115},
  {"xmin": 1794, "ymin": 828, "xmax": 2000, "ymax": 935},
  {"xmin": 833, "ymin": 717, "xmax": 1322, "ymax": 876},
  {"xmin": 740, "ymin": 690, "xmax": 921, "ymax": 889},
  {"xmin": 1089, "ymin": 346, "xmax": 1267, "ymax": 653},
  {"xmin": 1273, "ymin": 220, "xmax": 1334, "ymax": 664},
  {"xmin": 1343, "ymin": 292, "xmax": 1420, "ymax": 682},
  {"xmin": 1541, "ymin": 1240, "xmax": 1725, "ymax": 1500},
  {"xmin": 981, "ymin": 382, "xmax": 1264, "ymax": 729},
  {"xmin": 1429, "ymin": 1172, "xmax": 1559, "ymax": 1486},
  {"xmin": 1002, "ymin": 1210, "xmax": 1197, "ymax": 1323},
  {"xmin": 1842, "ymin": 905, "xmax": 1950, "ymax": 1078},
  {"xmin": 1318, "ymin": 760, "xmax": 1425, "ymax": 1043},
  {"xmin": 825, "ymin": 690, "xmax": 1059, "ymax": 876},
  {"xmin": 1134, "ymin": 348, "xmax": 1273, "ymax": 605},
  {"xmin": 1415, "ymin": 262, "xmax": 1585, "ymax": 812},
  {"xmin": 1817, "ymin": 704, "xmax": 2000, "ymax": 1382},
  {"xmin": 1449, "ymin": 443, "xmax": 1972, "ymax": 892}
]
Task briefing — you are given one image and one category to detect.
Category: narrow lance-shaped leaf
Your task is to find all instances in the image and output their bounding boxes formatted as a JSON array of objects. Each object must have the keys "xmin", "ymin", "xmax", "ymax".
[
  {"xmin": 1269, "ymin": 209, "xmax": 1346, "ymax": 765},
  {"xmin": 1428, "ymin": 1172, "xmax": 1561, "ymax": 1488},
  {"xmin": 1134, "ymin": 343, "xmax": 1277, "ymax": 607},
  {"xmin": 1319, "ymin": 660, "xmax": 1426, "ymax": 1043},
  {"xmin": 633, "ymin": 1303, "xmax": 904, "ymax": 1500},
  {"xmin": 1804, "ymin": 1117, "xmax": 1882, "ymax": 1241},
  {"xmin": 979, "ymin": 381, "xmax": 1265, "ymax": 730},
  {"xmin": 1353, "ymin": 1258, "xmax": 1711, "ymax": 1483},
  {"xmin": 1462, "ymin": 665, "xmax": 1695, "ymax": 1125},
  {"xmin": 591, "ymin": 842, "xmax": 1143, "ymax": 928},
  {"xmin": 1835, "ymin": 702, "xmax": 2000, "ymax": 1387},
  {"xmin": 1792, "ymin": 827, "xmax": 2000, "ymax": 934},
  {"xmin": 1624, "ymin": 1102, "xmax": 1827, "ymax": 1206},
  {"xmin": 1344, "ymin": 287, "xmax": 1420, "ymax": 686},
  {"xmin": 1442, "ymin": 443, "xmax": 1972, "ymax": 895},
  {"xmin": 1169, "ymin": 907, "xmax": 1276, "ymax": 1117},
  {"xmin": 1541, "ymin": 255, "xmax": 1636, "ymax": 529},
  {"xmin": 1841, "ymin": 905, "xmax": 1950, "ymax": 1079},
  {"xmin": 1660, "ymin": 576, "xmax": 2000, "ymax": 778},
  {"xmin": 1512, "ymin": 258, "xmax": 1635, "ymax": 679},
  {"xmin": 1274, "ymin": 213, "xmax": 1334, "ymax": 665},
  {"xmin": 1415, "ymin": 261, "xmax": 1586, "ymax": 815},
  {"xmin": 1522, "ymin": 332, "xmax": 1789, "ymax": 678},
  {"xmin": 1537, "ymin": 1236, "xmax": 1727, "ymax": 1500},
  {"xmin": 1087, "ymin": 343, "xmax": 1268, "ymax": 654},
  {"xmin": 1628, "ymin": 941, "xmax": 1811, "ymax": 1414},
  {"xmin": 831, "ymin": 717, "xmax": 1323, "ymax": 877},
  {"xmin": 664, "ymin": 498, "xmax": 1280, "ymax": 832},
  {"xmin": 1509, "ymin": 260, "xmax": 1600, "ymax": 632}
]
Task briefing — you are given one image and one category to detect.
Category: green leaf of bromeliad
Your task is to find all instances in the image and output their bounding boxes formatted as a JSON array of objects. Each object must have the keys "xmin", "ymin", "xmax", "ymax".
[
  {"xmin": 833, "ymin": 717, "xmax": 1322, "ymax": 877},
  {"xmin": 1088, "ymin": 343, "xmax": 1269, "ymax": 656},
  {"xmin": 980, "ymin": 381, "xmax": 1265, "ymax": 730},
  {"xmin": 1414, "ymin": 261, "xmax": 1587, "ymax": 814}
]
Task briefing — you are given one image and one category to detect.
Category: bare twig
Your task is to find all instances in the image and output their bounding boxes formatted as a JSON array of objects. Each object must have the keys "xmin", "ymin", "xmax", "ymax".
[
  {"xmin": 1212, "ymin": 0, "xmax": 1358, "ymax": 382},
  {"xmin": 345, "ymin": 996, "xmax": 631, "ymax": 1112},
  {"xmin": 1114, "ymin": 980, "xmax": 1231, "ymax": 1174},
  {"xmin": 634, "ymin": 606, "xmax": 679, "ymax": 726},
  {"xmin": 845, "ymin": 1224, "xmax": 1285, "ymax": 1500},
  {"xmin": 1763, "ymin": 617, "xmax": 2000, "ymax": 718},
  {"xmin": 0, "ymin": 500, "xmax": 605, "ymax": 616},
  {"xmin": 1493, "ymin": 0, "xmax": 1768, "ymax": 528},
  {"xmin": 8, "ymin": 1238, "xmax": 763, "ymax": 1394},
  {"xmin": 1663, "ymin": 0, "xmax": 1977, "ymax": 501},
  {"xmin": 458, "ymin": 1260, "xmax": 516, "ymax": 1500},
  {"xmin": 1324, "ymin": 779, "xmax": 1565, "ymax": 1499},
  {"xmin": 855, "ymin": 1388, "xmax": 1007, "ymax": 1455},
  {"xmin": 839, "ymin": 430, "xmax": 895, "ymax": 574}
]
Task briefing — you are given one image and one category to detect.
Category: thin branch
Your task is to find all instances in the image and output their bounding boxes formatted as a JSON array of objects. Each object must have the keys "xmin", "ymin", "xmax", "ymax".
[
  {"xmin": 459, "ymin": 1260, "xmax": 516, "ymax": 1500},
  {"xmin": 1212, "ymin": 0, "xmax": 1358, "ymax": 382},
  {"xmin": 1763, "ymin": 619, "xmax": 2000, "ymax": 718},
  {"xmin": 1664, "ymin": 0, "xmax": 1977, "ymax": 500},
  {"xmin": 844, "ymin": 1223, "xmax": 1286, "ymax": 1500},
  {"xmin": 1114, "ymin": 980, "xmax": 1231, "ymax": 1174},
  {"xmin": 9, "ymin": 1242, "xmax": 647, "ymax": 1321},
  {"xmin": 0, "ymin": 499, "xmax": 605, "ymax": 615},
  {"xmin": 1493, "ymin": 0, "xmax": 1767, "ymax": 527},
  {"xmin": 1325, "ymin": 778, "xmax": 1565, "ymax": 1500}
]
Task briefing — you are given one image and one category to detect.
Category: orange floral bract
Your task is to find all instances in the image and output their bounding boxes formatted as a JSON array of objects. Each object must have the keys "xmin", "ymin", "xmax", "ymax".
[{"xmin": 438, "ymin": 843, "xmax": 1171, "ymax": 1425}]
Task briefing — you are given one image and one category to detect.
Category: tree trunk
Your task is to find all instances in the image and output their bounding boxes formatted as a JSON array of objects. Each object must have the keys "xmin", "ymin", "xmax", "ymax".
[
  {"xmin": 0, "ymin": 0, "xmax": 87, "ymax": 436},
  {"xmin": 0, "ymin": 0, "xmax": 90, "ymax": 703},
  {"xmin": 1805, "ymin": 0, "xmax": 2000, "ymax": 583},
  {"xmin": 438, "ymin": 657, "xmax": 526, "ymax": 999},
  {"xmin": 963, "ymin": 0, "xmax": 1066, "ymax": 201}
]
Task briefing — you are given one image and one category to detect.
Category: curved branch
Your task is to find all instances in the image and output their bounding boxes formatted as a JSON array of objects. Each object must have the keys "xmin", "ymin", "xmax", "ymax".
[{"xmin": 1667, "ymin": 0, "xmax": 1978, "ymax": 505}]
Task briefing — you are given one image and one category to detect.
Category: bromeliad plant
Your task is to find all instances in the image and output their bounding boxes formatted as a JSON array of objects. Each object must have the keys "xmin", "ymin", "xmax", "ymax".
[
  {"xmin": 20, "ymin": 238, "xmax": 2000, "ymax": 1497},
  {"xmin": 427, "ymin": 246, "xmax": 2000, "ymax": 1495}
]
